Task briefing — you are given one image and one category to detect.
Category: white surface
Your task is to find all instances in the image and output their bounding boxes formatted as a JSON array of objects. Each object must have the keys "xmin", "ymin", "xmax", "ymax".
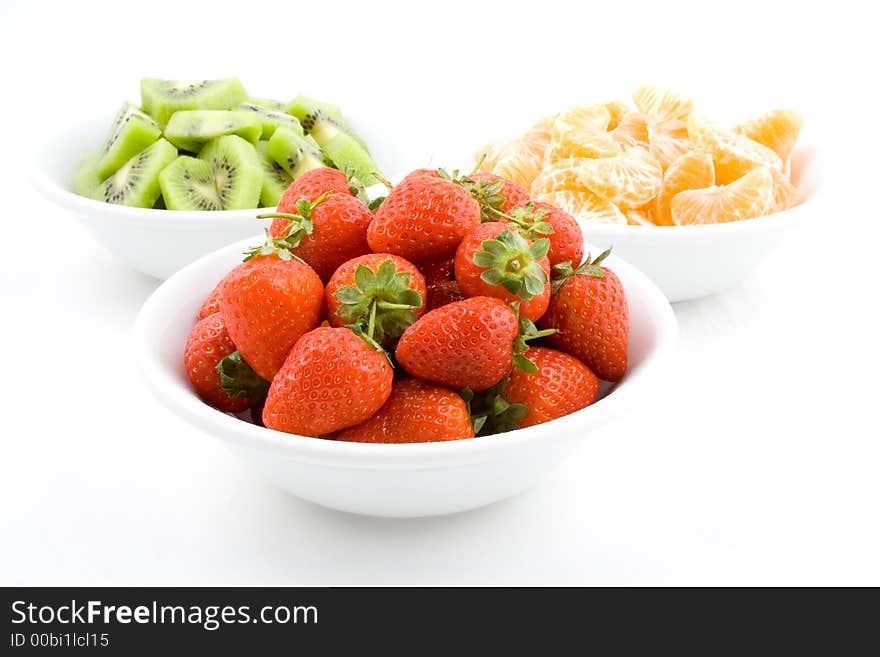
[
  {"xmin": 1, "ymin": 0, "xmax": 879, "ymax": 584},
  {"xmin": 135, "ymin": 238, "xmax": 675, "ymax": 517}
]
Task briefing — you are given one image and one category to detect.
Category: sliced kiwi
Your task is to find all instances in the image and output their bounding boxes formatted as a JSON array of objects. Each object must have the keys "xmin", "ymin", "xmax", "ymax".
[
  {"xmin": 93, "ymin": 139, "xmax": 177, "ymax": 207},
  {"xmin": 237, "ymin": 103, "xmax": 303, "ymax": 139},
  {"xmin": 287, "ymin": 94, "xmax": 369, "ymax": 151},
  {"xmin": 140, "ymin": 78, "xmax": 247, "ymax": 127},
  {"xmin": 266, "ymin": 127, "xmax": 326, "ymax": 179},
  {"xmin": 160, "ymin": 135, "xmax": 262, "ymax": 211},
  {"xmin": 255, "ymin": 141, "xmax": 292, "ymax": 206},
  {"xmin": 164, "ymin": 110, "xmax": 261, "ymax": 152},
  {"xmin": 322, "ymin": 133, "xmax": 381, "ymax": 186},
  {"xmin": 73, "ymin": 152, "xmax": 102, "ymax": 197},
  {"xmin": 247, "ymin": 97, "xmax": 287, "ymax": 112},
  {"xmin": 96, "ymin": 102, "xmax": 162, "ymax": 179}
]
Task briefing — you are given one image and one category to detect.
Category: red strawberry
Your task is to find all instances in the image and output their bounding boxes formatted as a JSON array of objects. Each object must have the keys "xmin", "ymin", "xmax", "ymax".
[
  {"xmin": 262, "ymin": 327, "xmax": 393, "ymax": 436},
  {"xmin": 277, "ymin": 167, "xmax": 353, "ymax": 205},
  {"xmin": 507, "ymin": 201, "xmax": 584, "ymax": 268},
  {"xmin": 502, "ymin": 346, "xmax": 600, "ymax": 428},
  {"xmin": 454, "ymin": 222, "xmax": 551, "ymax": 321},
  {"xmin": 184, "ymin": 314, "xmax": 253, "ymax": 413},
  {"xmin": 426, "ymin": 279, "xmax": 466, "ymax": 311},
  {"xmin": 419, "ymin": 258, "xmax": 455, "ymax": 283},
  {"xmin": 538, "ymin": 250, "xmax": 629, "ymax": 382},
  {"xmin": 220, "ymin": 255, "xmax": 324, "ymax": 381},
  {"xmin": 396, "ymin": 296, "xmax": 518, "ymax": 391},
  {"xmin": 197, "ymin": 279, "xmax": 224, "ymax": 320},
  {"xmin": 464, "ymin": 171, "xmax": 531, "ymax": 219},
  {"xmin": 336, "ymin": 378, "xmax": 475, "ymax": 443},
  {"xmin": 325, "ymin": 253, "xmax": 427, "ymax": 344},
  {"xmin": 262, "ymin": 191, "xmax": 373, "ymax": 281},
  {"xmin": 368, "ymin": 173, "xmax": 481, "ymax": 263}
]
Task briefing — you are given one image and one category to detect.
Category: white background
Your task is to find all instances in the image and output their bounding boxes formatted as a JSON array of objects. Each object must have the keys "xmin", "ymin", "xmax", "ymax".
[{"xmin": 1, "ymin": 0, "xmax": 879, "ymax": 585}]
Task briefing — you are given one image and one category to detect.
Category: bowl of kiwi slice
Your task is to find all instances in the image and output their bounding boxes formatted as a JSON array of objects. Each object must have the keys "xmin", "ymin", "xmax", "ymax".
[{"xmin": 33, "ymin": 78, "xmax": 395, "ymax": 280}]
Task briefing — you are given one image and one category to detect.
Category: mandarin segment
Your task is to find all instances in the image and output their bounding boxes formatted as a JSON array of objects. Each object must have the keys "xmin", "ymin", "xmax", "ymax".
[
  {"xmin": 533, "ymin": 188, "xmax": 627, "ymax": 225},
  {"xmin": 671, "ymin": 167, "xmax": 774, "ymax": 225},
  {"xmin": 655, "ymin": 149, "xmax": 715, "ymax": 225},
  {"xmin": 549, "ymin": 105, "xmax": 620, "ymax": 159},
  {"xmin": 611, "ymin": 111, "xmax": 650, "ymax": 148},
  {"xmin": 577, "ymin": 146, "xmax": 663, "ymax": 208},
  {"xmin": 770, "ymin": 167, "xmax": 798, "ymax": 212},
  {"xmin": 633, "ymin": 84, "xmax": 695, "ymax": 169},
  {"xmin": 688, "ymin": 112, "xmax": 782, "ymax": 185},
  {"xmin": 490, "ymin": 149, "xmax": 543, "ymax": 189},
  {"xmin": 734, "ymin": 109, "xmax": 803, "ymax": 164}
]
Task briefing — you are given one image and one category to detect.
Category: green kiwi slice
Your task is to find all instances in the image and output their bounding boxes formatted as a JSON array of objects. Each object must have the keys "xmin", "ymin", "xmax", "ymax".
[
  {"xmin": 266, "ymin": 127, "xmax": 326, "ymax": 179},
  {"xmin": 322, "ymin": 133, "xmax": 381, "ymax": 186},
  {"xmin": 286, "ymin": 94, "xmax": 369, "ymax": 151},
  {"xmin": 255, "ymin": 141, "xmax": 292, "ymax": 207},
  {"xmin": 73, "ymin": 152, "xmax": 102, "ymax": 197},
  {"xmin": 247, "ymin": 97, "xmax": 287, "ymax": 112},
  {"xmin": 93, "ymin": 139, "xmax": 177, "ymax": 208},
  {"xmin": 140, "ymin": 78, "xmax": 248, "ymax": 127},
  {"xmin": 164, "ymin": 110, "xmax": 261, "ymax": 152},
  {"xmin": 159, "ymin": 135, "xmax": 262, "ymax": 211},
  {"xmin": 238, "ymin": 103, "xmax": 303, "ymax": 139},
  {"xmin": 96, "ymin": 102, "xmax": 162, "ymax": 179}
]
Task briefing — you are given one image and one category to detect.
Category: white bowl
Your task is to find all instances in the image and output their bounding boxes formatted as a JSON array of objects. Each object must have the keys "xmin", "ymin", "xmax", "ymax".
[
  {"xmin": 575, "ymin": 145, "xmax": 823, "ymax": 302},
  {"xmin": 133, "ymin": 236, "xmax": 677, "ymax": 518},
  {"xmin": 31, "ymin": 118, "xmax": 403, "ymax": 280}
]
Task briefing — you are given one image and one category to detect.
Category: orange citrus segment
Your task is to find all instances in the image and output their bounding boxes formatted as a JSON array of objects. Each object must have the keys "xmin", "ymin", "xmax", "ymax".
[
  {"xmin": 770, "ymin": 167, "xmax": 798, "ymax": 212},
  {"xmin": 734, "ymin": 109, "xmax": 803, "ymax": 164},
  {"xmin": 671, "ymin": 167, "xmax": 774, "ymax": 225},
  {"xmin": 490, "ymin": 150, "xmax": 543, "ymax": 190},
  {"xmin": 530, "ymin": 158, "xmax": 593, "ymax": 196},
  {"xmin": 549, "ymin": 105, "xmax": 620, "ymax": 159},
  {"xmin": 688, "ymin": 112, "xmax": 782, "ymax": 185},
  {"xmin": 533, "ymin": 189, "xmax": 627, "ymax": 225},
  {"xmin": 604, "ymin": 101, "xmax": 630, "ymax": 130},
  {"xmin": 475, "ymin": 139, "xmax": 520, "ymax": 172},
  {"xmin": 655, "ymin": 149, "xmax": 715, "ymax": 226},
  {"xmin": 626, "ymin": 208, "xmax": 656, "ymax": 226},
  {"xmin": 633, "ymin": 85, "xmax": 695, "ymax": 169},
  {"xmin": 612, "ymin": 111, "xmax": 650, "ymax": 148},
  {"xmin": 522, "ymin": 114, "xmax": 556, "ymax": 160},
  {"xmin": 577, "ymin": 146, "xmax": 663, "ymax": 208}
]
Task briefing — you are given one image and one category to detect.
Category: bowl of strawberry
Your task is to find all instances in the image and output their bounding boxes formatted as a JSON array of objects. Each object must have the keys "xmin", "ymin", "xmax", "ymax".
[{"xmin": 135, "ymin": 167, "xmax": 677, "ymax": 517}]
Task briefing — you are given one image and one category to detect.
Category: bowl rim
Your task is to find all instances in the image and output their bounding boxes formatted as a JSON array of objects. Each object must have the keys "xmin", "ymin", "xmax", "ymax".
[{"xmin": 133, "ymin": 236, "xmax": 678, "ymax": 468}]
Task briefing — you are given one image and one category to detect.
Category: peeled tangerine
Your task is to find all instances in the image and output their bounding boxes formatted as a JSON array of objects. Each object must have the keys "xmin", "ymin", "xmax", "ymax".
[{"xmin": 670, "ymin": 167, "xmax": 774, "ymax": 226}]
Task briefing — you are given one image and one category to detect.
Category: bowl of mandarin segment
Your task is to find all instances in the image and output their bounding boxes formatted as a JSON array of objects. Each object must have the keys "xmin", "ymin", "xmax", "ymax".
[
  {"xmin": 31, "ymin": 77, "xmax": 395, "ymax": 280},
  {"xmin": 472, "ymin": 85, "xmax": 822, "ymax": 302},
  {"xmin": 135, "ymin": 165, "xmax": 677, "ymax": 517}
]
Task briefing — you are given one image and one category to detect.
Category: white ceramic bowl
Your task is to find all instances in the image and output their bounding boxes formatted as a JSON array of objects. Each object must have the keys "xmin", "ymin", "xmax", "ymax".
[
  {"xmin": 31, "ymin": 117, "xmax": 404, "ymax": 280},
  {"xmin": 133, "ymin": 236, "xmax": 677, "ymax": 518},
  {"xmin": 573, "ymin": 145, "xmax": 823, "ymax": 302}
]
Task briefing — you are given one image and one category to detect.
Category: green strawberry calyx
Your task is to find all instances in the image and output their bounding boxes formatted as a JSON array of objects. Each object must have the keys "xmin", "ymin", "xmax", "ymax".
[
  {"xmin": 472, "ymin": 229, "xmax": 550, "ymax": 301},
  {"xmin": 336, "ymin": 260, "xmax": 423, "ymax": 348},
  {"xmin": 550, "ymin": 247, "xmax": 611, "ymax": 294},
  {"xmin": 217, "ymin": 351, "xmax": 270, "ymax": 403},
  {"xmin": 512, "ymin": 311, "xmax": 556, "ymax": 373},
  {"xmin": 461, "ymin": 379, "xmax": 528, "ymax": 435},
  {"xmin": 504, "ymin": 203, "xmax": 555, "ymax": 241},
  {"xmin": 247, "ymin": 191, "xmax": 333, "ymax": 261}
]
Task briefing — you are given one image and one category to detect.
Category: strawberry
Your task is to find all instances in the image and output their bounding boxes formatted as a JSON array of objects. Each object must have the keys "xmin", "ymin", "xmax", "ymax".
[
  {"xmin": 219, "ymin": 254, "xmax": 324, "ymax": 381},
  {"xmin": 501, "ymin": 346, "xmax": 600, "ymax": 428},
  {"xmin": 507, "ymin": 201, "xmax": 584, "ymax": 268},
  {"xmin": 395, "ymin": 296, "xmax": 518, "ymax": 391},
  {"xmin": 454, "ymin": 222, "xmax": 551, "ymax": 321},
  {"xmin": 277, "ymin": 167, "xmax": 353, "ymax": 205},
  {"xmin": 184, "ymin": 313, "xmax": 267, "ymax": 413},
  {"xmin": 262, "ymin": 326, "xmax": 393, "ymax": 436},
  {"xmin": 419, "ymin": 258, "xmax": 455, "ymax": 283},
  {"xmin": 197, "ymin": 278, "xmax": 224, "ymax": 319},
  {"xmin": 461, "ymin": 171, "xmax": 531, "ymax": 220},
  {"xmin": 335, "ymin": 378, "xmax": 475, "ymax": 443},
  {"xmin": 260, "ymin": 190, "xmax": 373, "ymax": 281},
  {"xmin": 325, "ymin": 253, "xmax": 427, "ymax": 345},
  {"xmin": 426, "ymin": 279, "xmax": 466, "ymax": 311},
  {"xmin": 538, "ymin": 249, "xmax": 629, "ymax": 382},
  {"xmin": 367, "ymin": 173, "xmax": 481, "ymax": 263}
]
